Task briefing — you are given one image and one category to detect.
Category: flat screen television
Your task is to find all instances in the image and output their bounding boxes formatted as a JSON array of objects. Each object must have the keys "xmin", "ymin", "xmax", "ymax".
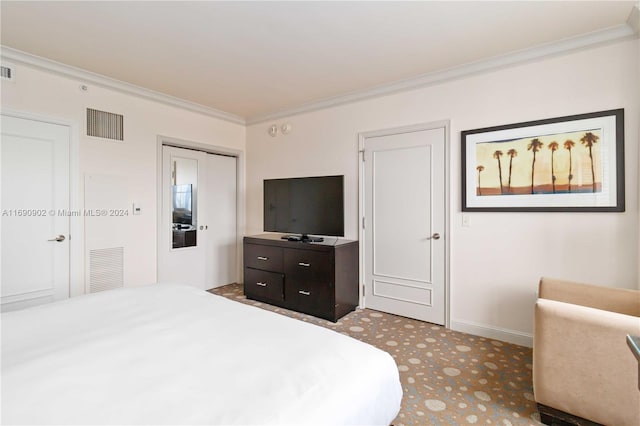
[{"xmin": 264, "ymin": 175, "xmax": 344, "ymax": 242}]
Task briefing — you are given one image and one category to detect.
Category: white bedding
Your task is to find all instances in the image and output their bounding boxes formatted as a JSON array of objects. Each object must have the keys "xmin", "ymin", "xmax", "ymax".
[{"xmin": 1, "ymin": 284, "xmax": 402, "ymax": 425}]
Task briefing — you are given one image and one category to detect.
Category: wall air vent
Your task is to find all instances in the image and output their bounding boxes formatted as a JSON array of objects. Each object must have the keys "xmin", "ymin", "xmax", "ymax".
[
  {"xmin": 1, "ymin": 64, "xmax": 15, "ymax": 81},
  {"xmin": 89, "ymin": 247, "xmax": 124, "ymax": 293},
  {"xmin": 87, "ymin": 108, "xmax": 124, "ymax": 141}
]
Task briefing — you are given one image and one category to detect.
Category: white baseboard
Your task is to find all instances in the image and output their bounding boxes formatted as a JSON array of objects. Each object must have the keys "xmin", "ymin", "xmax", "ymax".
[{"xmin": 451, "ymin": 319, "xmax": 533, "ymax": 348}]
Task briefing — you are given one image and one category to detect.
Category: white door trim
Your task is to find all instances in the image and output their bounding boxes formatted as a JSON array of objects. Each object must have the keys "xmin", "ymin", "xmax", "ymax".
[
  {"xmin": 358, "ymin": 120, "xmax": 451, "ymax": 328},
  {"xmin": 156, "ymin": 135, "xmax": 245, "ymax": 284},
  {"xmin": 1, "ymin": 109, "xmax": 82, "ymax": 298}
]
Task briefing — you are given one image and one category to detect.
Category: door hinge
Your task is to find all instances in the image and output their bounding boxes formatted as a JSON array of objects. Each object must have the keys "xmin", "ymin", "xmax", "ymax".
[
  {"xmin": 362, "ymin": 217, "xmax": 365, "ymax": 229},
  {"xmin": 360, "ymin": 150, "xmax": 365, "ymax": 162}
]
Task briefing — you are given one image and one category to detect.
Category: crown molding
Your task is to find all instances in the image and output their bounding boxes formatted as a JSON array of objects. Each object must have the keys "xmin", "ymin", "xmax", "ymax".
[
  {"xmin": 2, "ymin": 18, "xmax": 637, "ymax": 128},
  {"xmin": 246, "ymin": 23, "xmax": 638, "ymax": 125},
  {"xmin": 0, "ymin": 46, "xmax": 246, "ymax": 125}
]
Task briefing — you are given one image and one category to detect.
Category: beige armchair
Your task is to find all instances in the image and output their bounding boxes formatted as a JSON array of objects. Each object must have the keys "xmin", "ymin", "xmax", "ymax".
[{"xmin": 533, "ymin": 277, "xmax": 640, "ymax": 426}]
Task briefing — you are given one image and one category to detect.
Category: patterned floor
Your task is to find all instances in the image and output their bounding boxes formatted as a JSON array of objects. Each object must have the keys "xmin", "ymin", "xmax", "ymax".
[{"xmin": 209, "ymin": 284, "xmax": 541, "ymax": 426}]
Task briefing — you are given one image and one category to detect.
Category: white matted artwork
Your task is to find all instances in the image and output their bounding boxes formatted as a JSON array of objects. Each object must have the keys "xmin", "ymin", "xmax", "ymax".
[{"xmin": 461, "ymin": 109, "xmax": 624, "ymax": 212}]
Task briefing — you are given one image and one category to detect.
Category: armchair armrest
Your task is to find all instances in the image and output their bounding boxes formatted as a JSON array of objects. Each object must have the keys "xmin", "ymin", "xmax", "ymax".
[
  {"xmin": 538, "ymin": 277, "xmax": 640, "ymax": 316},
  {"xmin": 534, "ymin": 298, "xmax": 640, "ymax": 426}
]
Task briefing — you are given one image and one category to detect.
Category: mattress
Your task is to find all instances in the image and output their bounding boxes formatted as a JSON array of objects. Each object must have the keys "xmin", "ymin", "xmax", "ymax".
[{"xmin": 1, "ymin": 283, "xmax": 402, "ymax": 425}]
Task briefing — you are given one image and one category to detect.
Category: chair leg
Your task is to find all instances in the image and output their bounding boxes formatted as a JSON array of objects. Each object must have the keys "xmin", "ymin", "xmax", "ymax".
[
  {"xmin": 536, "ymin": 403, "xmax": 603, "ymax": 426},
  {"xmin": 538, "ymin": 409, "xmax": 555, "ymax": 425}
]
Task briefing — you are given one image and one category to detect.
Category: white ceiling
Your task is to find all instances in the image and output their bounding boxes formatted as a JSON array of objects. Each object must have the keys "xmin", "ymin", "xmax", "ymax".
[{"xmin": 1, "ymin": 1, "xmax": 638, "ymax": 123}]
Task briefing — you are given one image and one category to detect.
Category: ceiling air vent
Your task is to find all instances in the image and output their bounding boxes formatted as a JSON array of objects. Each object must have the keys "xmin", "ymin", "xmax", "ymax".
[
  {"xmin": 87, "ymin": 108, "xmax": 124, "ymax": 141},
  {"xmin": 1, "ymin": 64, "xmax": 15, "ymax": 81}
]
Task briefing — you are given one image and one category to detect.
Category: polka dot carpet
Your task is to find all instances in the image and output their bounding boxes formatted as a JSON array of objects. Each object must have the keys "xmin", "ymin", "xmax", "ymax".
[{"xmin": 209, "ymin": 284, "xmax": 541, "ymax": 425}]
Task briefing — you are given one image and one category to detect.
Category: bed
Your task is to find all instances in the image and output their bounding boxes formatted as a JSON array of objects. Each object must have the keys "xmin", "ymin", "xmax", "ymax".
[{"xmin": 1, "ymin": 283, "xmax": 402, "ymax": 425}]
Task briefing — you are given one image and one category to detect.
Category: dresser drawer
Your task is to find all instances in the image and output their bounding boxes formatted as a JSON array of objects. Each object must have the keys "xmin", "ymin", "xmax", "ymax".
[
  {"xmin": 286, "ymin": 279, "xmax": 333, "ymax": 317},
  {"xmin": 244, "ymin": 268, "xmax": 284, "ymax": 302},
  {"xmin": 244, "ymin": 244, "xmax": 283, "ymax": 273},
  {"xmin": 284, "ymin": 249, "xmax": 331, "ymax": 282}
]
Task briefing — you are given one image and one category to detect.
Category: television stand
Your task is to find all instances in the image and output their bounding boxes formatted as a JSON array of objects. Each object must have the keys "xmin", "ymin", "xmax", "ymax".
[
  {"xmin": 281, "ymin": 234, "xmax": 324, "ymax": 243},
  {"xmin": 244, "ymin": 234, "xmax": 358, "ymax": 322}
]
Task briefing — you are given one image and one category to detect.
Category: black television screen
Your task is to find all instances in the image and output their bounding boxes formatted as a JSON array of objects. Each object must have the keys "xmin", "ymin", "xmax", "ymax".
[{"xmin": 264, "ymin": 175, "xmax": 344, "ymax": 238}]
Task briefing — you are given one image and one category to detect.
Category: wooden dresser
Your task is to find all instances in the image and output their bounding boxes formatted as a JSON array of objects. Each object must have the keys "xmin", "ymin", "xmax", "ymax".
[{"xmin": 243, "ymin": 234, "xmax": 359, "ymax": 322}]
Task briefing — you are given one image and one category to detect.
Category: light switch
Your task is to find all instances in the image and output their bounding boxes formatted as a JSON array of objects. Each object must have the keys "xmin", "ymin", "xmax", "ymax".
[
  {"xmin": 133, "ymin": 203, "xmax": 142, "ymax": 215},
  {"xmin": 462, "ymin": 214, "xmax": 470, "ymax": 228}
]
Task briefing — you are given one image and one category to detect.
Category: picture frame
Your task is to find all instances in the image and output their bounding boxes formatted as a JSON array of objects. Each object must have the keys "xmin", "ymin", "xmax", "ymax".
[{"xmin": 461, "ymin": 109, "xmax": 624, "ymax": 212}]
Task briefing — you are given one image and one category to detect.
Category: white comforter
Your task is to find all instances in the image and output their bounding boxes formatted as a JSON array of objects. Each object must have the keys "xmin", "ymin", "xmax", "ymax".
[{"xmin": 1, "ymin": 284, "xmax": 402, "ymax": 425}]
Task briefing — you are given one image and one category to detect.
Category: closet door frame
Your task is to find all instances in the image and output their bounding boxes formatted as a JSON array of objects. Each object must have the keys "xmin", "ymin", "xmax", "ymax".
[{"xmin": 156, "ymin": 135, "xmax": 244, "ymax": 286}]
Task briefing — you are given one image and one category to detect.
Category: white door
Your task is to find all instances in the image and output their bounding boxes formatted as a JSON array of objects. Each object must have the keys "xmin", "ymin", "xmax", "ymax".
[
  {"xmin": 204, "ymin": 154, "xmax": 237, "ymax": 288},
  {"xmin": 362, "ymin": 125, "xmax": 447, "ymax": 325},
  {"xmin": 1, "ymin": 115, "xmax": 70, "ymax": 311},
  {"xmin": 158, "ymin": 145, "xmax": 237, "ymax": 290},
  {"xmin": 159, "ymin": 146, "xmax": 207, "ymax": 287}
]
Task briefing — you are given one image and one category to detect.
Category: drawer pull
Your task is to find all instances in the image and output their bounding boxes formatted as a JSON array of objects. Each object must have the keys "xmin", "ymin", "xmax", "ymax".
[
  {"xmin": 298, "ymin": 262, "xmax": 311, "ymax": 267},
  {"xmin": 256, "ymin": 282, "xmax": 267, "ymax": 287},
  {"xmin": 257, "ymin": 256, "xmax": 269, "ymax": 261},
  {"xmin": 298, "ymin": 290, "xmax": 311, "ymax": 296}
]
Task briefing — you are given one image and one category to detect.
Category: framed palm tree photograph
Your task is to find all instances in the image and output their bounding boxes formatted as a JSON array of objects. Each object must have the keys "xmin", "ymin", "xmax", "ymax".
[{"xmin": 462, "ymin": 109, "xmax": 624, "ymax": 212}]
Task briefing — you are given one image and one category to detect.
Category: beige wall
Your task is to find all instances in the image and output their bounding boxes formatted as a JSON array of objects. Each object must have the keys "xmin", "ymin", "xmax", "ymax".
[
  {"xmin": 1, "ymin": 63, "xmax": 246, "ymax": 297},
  {"xmin": 2, "ymin": 37, "xmax": 637, "ymax": 346},
  {"xmin": 638, "ymin": 39, "xmax": 640, "ymax": 290},
  {"xmin": 246, "ymin": 39, "xmax": 640, "ymax": 345}
]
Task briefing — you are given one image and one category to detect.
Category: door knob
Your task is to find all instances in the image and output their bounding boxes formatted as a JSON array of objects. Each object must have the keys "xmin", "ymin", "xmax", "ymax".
[
  {"xmin": 427, "ymin": 233, "xmax": 440, "ymax": 240},
  {"xmin": 47, "ymin": 235, "xmax": 65, "ymax": 242}
]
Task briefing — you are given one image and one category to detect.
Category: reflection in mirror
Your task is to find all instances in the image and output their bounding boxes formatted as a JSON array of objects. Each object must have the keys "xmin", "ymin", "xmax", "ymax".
[{"xmin": 172, "ymin": 157, "xmax": 197, "ymax": 249}]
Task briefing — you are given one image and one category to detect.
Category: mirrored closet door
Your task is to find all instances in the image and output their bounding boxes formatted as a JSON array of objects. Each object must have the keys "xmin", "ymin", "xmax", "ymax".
[{"xmin": 158, "ymin": 145, "xmax": 237, "ymax": 290}]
